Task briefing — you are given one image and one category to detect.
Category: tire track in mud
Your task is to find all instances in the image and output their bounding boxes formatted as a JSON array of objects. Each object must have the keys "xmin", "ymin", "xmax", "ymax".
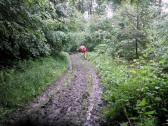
[{"xmin": 1, "ymin": 54, "xmax": 104, "ymax": 126}]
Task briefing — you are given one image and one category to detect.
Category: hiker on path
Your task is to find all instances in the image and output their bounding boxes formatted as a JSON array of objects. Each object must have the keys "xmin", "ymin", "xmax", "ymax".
[{"xmin": 79, "ymin": 45, "xmax": 88, "ymax": 59}]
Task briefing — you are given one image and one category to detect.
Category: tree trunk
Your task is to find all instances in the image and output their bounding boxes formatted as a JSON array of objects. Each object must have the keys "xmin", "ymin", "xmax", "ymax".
[
  {"xmin": 123, "ymin": 107, "xmax": 132, "ymax": 126},
  {"xmin": 81, "ymin": 0, "xmax": 84, "ymax": 13},
  {"xmin": 158, "ymin": 0, "xmax": 162, "ymax": 15},
  {"xmin": 90, "ymin": 0, "xmax": 93, "ymax": 15},
  {"xmin": 135, "ymin": 2, "xmax": 139, "ymax": 59},
  {"xmin": 135, "ymin": 39, "xmax": 139, "ymax": 59}
]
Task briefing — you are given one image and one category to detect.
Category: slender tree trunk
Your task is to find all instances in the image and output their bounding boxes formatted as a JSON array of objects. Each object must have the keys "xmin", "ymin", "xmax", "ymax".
[
  {"xmin": 90, "ymin": 0, "xmax": 93, "ymax": 15},
  {"xmin": 135, "ymin": 18, "xmax": 139, "ymax": 59},
  {"xmin": 135, "ymin": 2, "xmax": 139, "ymax": 59},
  {"xmin": 123, "ymin": 107, "xmax": 132, "ymax": 126},
  {"xmin": 81, "ymin": 0, "xmax": 84, "ymax": 13},
  {"xmin": 159, "ymin": 0, "xmax": 162, "ymax": 5},
  {"xmin": 135, "ymin": 39, "xmax": 138, "ymax": 59},
  {"xmin": 158, "ymin": 0, "xmax": 162, "ymax": 15}
]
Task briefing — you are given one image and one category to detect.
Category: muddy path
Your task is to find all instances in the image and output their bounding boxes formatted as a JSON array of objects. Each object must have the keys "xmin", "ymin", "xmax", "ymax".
[{"xmin": 1, "ymin": 54, "xmax": 104, "ymax": 126}]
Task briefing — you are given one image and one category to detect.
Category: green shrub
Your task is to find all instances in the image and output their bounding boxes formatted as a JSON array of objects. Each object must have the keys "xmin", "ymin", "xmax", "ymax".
[
  {"xmin": 45, "ymin": 31, "xmax": 66, "ymax": 55},
  {"xmin": 88, "ymin": 52, "xmax": 168, "ymax": 125},
  {"xmin": 65, "ymin": 32, "xmax": 86, "ymax": 52}
]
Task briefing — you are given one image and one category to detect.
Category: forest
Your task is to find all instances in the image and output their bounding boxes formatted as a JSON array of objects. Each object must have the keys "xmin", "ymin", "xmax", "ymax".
[{"xmin": 0, "ymin": 0, "xmax": 168, "ymax": 126}]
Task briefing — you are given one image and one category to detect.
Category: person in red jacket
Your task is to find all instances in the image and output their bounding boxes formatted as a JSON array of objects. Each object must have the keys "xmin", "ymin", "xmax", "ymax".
[{"xmin": 79, "ymin": 45, "xmax": 88, "ymax": 59}]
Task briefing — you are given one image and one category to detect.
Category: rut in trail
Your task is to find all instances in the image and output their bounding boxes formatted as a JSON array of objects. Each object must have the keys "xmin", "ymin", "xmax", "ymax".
[{"xmin": 2, "ymin": 54, "xmax": 104, "ymax": 126}]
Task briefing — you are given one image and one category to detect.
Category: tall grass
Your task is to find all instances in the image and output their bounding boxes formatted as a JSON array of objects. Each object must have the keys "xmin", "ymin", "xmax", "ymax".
[{"xmin": 0, "ymin": 52, "xmax": 69, "ymax": 119}]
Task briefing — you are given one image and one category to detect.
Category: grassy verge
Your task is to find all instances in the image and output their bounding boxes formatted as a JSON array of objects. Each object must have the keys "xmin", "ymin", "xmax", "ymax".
[
  {"xmin": 0, "ymin": 52, "xmax": 69, "ymax": 119},
  {"xmin": 88, "ymin": 52, "xmax": 168, "ymax": 126}
]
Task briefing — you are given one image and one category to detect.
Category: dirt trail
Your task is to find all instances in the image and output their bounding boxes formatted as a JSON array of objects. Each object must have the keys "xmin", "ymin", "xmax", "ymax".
[{"xmin": 2, "ymin": 54, "xmax": 104, "ymax": 126}]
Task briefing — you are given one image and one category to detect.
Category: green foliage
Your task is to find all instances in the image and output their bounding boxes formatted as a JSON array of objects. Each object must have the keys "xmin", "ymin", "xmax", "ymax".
[
  {"xmin": 45, "ymin": 31, "xmax": 66, "ymax": 54},
  {"xmin": 111, "ymin": 1, "xmax": 152, "ymax": 59},
  {"xmin": 0, "ymin": 0, "xmax": 168, "ymax": 125},
  {"xmin": 65, "ymin": 32, "xmax": 86, "ymax": 52},
  {"xmin": 0, "ymin": 0, "xmax": 76, "ymax": 63},
  {"xmin": 0, "ymin": 0, "xmax": 50, "ymax": 60},
  {"xmin": 85, "ymin": 1, "xmax": 168, "ymax": 125},
  {"xmin": 65, "ymin": 9, "xmax": 86, "ymax": 32},
  {"xmin": 136, "ymin": 118, "xmax": 156, "ymax": 126},
  {"xmin": 82, "ymin": 18, "xmax": 113, "ymax": 51},
  {"xmin": 84, "ymin": 0, "xmax": 168, "ymax": 125},
  {"xmin": 62, "ymin": 9, "xmax": 86, "ymax": 52},
  {"xmin": 88, "ymin": 52, "xmax": 168, "ymax": 125},
  {"xmin": 84, "ymin": 0, "xmax": 155, "ymax": 59},
  {"xmin": 0, "ymin": 52, "xmax": 69, "ymax": 119}
]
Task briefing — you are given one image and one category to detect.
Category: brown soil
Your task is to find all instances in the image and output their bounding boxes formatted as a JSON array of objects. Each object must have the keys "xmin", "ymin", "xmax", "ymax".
[{"xmin": 1, "ymin": 54, "xmax": 104, "ymax": 126}]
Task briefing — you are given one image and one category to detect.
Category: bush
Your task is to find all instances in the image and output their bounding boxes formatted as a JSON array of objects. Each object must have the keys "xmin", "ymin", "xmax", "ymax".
[
  {"xmin": 45, "ymin": 31, "xmax": 66, "ymax": 55},
  {"xmin": 88, "ymin": 52, "xmax": 168, "ymax": 125},
  {"xmin": 0, "ymin": 0, "xmax": 52, "ymax": 61},
  {"xmin": 0, "ymin": 0, "xmax": 71, "ymax": 64},
  {"xmin": 64, "ymin": 32, "xmax": 86, "ymax": 52}
]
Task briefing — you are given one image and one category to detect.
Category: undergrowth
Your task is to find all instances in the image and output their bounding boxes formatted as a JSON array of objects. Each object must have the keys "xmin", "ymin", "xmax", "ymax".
[
  {"xmin": 0, "ymin": 52, "xmax": 69, "ymax": 119},
  {"xmin": 88, "ymin": 52, "xmax": 168, "ymax": 126}
]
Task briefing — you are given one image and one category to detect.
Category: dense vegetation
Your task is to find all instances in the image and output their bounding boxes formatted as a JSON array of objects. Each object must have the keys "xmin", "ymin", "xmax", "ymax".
[
  {"xmin": 0, "ymin": 0, "xmax": 75, "ymax": 119},
  {"xmin": 0, "ymin": 0, "xmax": 168, "ymax": 125},
  {"xmin": 86, "ymin": 0, "xmax": 168, "ymax": 125},
  {"xmin": 88, "ymin": 51, "xmax": 168, "ymax": 126}
]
